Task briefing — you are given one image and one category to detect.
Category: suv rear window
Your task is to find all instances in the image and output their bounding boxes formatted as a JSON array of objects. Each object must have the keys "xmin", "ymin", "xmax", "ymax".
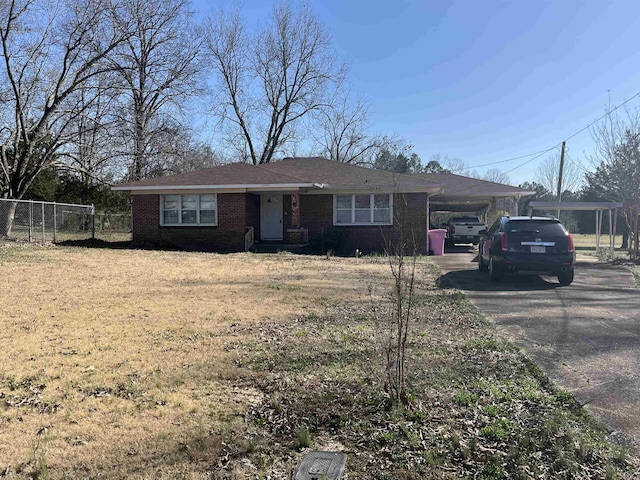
[{"xmin": 505, "ymin": 220, "xmax": 567, "ymax": 235}]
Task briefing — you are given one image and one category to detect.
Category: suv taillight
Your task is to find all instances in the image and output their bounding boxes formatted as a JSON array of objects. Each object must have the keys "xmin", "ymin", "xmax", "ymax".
[
  {"xmin": 567, "ymin": 233, "xmax": 574, "ymax": 253},
  {"xmin": 451, "ymin": 226, "xmax": 455, "ymax": 234},
  {"xmin": 501, "ymin": 233, "xmax": 508, "ymax": 251}
]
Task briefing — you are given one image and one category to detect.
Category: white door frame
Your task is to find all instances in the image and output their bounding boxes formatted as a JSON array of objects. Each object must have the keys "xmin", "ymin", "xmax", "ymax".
[{"xmin": 260, "ymin": 193, "xmax": 283, "ymax": 240}]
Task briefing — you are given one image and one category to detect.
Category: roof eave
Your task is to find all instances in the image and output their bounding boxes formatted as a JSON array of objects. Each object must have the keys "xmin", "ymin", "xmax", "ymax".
[
  {"xmin": 111, "ymin": 183, "xmax": 319, "ymax": 192},
  {"xmin": 314, "ymin": 184, "xmax": 442, "ymax": 194},
  {"xmin": 113, "ymin": 183, "xmax": 443, "ymax": 195},
  {"xmin": 438, "ymin": 190, "xmax": 535, "ymax": 198}
]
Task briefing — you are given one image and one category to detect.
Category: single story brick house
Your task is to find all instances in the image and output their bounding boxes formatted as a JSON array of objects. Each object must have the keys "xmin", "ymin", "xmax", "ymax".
[{"xmin": 112, "ymin": 157, "xmax": 444, "ymax": 253}]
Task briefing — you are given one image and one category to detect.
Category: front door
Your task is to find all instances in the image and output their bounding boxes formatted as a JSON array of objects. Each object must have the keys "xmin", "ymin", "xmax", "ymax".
[{"xmin": 260, "ymin": 193, "xmax": 283, "ymax": 240}]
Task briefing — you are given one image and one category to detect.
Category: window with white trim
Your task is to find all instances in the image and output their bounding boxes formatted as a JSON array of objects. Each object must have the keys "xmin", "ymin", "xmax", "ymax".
[
  {"xmin": 161, "ymin": 194, "xmax": 217, "ymax": 226},
  {"xmin": 334, "ymin": 194, "xmax": 392, "ymax": 225}
]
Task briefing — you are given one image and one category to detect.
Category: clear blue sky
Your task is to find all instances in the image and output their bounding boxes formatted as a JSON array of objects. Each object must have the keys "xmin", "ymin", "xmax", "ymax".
[{"xmin": 193, "ymin": 1, "xmax": 640, "ymax": 186}]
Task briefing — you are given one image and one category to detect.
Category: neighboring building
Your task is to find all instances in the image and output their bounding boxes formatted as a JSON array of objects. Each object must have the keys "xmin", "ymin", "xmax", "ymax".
[{"xmin": 112, "ymin": 157, "xmax": 444, "ymax": 253}]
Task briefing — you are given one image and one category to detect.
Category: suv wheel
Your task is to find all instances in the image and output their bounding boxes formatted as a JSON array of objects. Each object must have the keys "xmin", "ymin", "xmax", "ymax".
[
  {"xmin": 558, "ymin": 269, "xmax": 574, "ymax": 286},
  {"xmin": 489, "ymin": 256, "xmax": 501, "ymax": 282},
  {"xmin": 478, "ymin": 251, "xmax": 488, "ymax": 272}
]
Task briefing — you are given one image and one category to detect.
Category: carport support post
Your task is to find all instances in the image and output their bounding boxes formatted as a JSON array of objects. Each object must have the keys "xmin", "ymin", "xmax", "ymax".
[
  {"xmin": 609, "ymin": 208, "xmax": 614, "ymax": 258},
  {"xmin": 596, "ymin": 210, "xmax": 603, "ymax": 255},
  {"xmin": 612, "ymin": 208, "xmax": 618, "ymax": 258},
  {"xmin": 426, "ymin": 197, "xmax": 430, "ymax": 253}
]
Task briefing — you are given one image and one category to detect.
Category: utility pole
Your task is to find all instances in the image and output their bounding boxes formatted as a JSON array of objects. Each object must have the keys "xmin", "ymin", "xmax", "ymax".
[{"xmin": 556, "ymin": 141, "xmax": 566, "ymax": 219}]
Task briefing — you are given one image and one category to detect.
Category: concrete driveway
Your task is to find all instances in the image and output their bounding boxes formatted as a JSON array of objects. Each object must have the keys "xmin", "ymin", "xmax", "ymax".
[{"xmin": 431, "ymin": 246, "xmax": 640, "ymax": 449}]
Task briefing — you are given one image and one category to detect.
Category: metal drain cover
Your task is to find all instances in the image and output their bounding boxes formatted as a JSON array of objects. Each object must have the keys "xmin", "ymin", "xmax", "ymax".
[{"xmin": 292, "ymin": 451, "xmax": 347, "ymax": 480}]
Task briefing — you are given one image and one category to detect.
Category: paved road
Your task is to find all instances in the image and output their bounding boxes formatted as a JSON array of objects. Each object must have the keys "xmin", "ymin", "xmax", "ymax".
[{"xmin": 431, "ymin": 247, "xmax": 640, "ymax": 449}]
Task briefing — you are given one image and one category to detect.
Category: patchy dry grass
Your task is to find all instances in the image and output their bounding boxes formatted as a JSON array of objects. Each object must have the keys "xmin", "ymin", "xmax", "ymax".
[
  {"xmin": 1, "ymin": 241, "xmax": 638, "ymax": 479},
  {"xmin": 228, "ymin": 289, "xmax": 639, "ymax": 479},
  {"xmin": 0, "ymin": 242, "xmax": 389, "ymax": 478}
]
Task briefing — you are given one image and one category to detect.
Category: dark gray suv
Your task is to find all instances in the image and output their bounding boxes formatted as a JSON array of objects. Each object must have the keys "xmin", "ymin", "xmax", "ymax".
[{"xmin": 478, "ymin": 216, "xmax": 576, "ymax": 286}]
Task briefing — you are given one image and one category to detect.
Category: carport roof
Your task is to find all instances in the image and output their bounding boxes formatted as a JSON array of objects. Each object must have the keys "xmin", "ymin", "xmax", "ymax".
[
  {"xmin": 417, "ymin": 172, "xmax": 534, "ymax": 197},
  {"xmin": 528, "ymin": 201, "xmax": 623, "ymax": 211},
  {"xmin": 416, "ymin": 172, "xmax": 535, "ymax": 212}
]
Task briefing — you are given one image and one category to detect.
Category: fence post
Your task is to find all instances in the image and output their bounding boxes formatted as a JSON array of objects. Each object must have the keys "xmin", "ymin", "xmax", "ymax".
[
  {"xmin": 29, "ymin": 200, "xmax": 33, "ymax": 242},
  {"xmin": 53, "ymin": 202, "xmax": 57, "ymax": 243},
  {"xmin": 91, "ymin": 204, "xmax": 95, "ymax": 240},
  {"xmin": 41, "ymin": 201, "xmax": 45, "ymax": 244}
]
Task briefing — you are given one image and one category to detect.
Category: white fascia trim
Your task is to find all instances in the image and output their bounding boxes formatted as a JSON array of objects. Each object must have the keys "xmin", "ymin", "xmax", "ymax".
[
  {"xmin": 112, "ymin": 183, "xmax": 318, "ymax": 192},
  {"xmin": 437, "ymin": 191, "xmax": 532, "ymax": 198},
  {"xmin": 304, "ymin": 185, "xmax": 442, "ymax": 195}
]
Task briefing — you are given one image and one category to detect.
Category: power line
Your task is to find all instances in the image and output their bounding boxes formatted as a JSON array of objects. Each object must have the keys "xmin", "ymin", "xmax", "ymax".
[
  {"xmin": 466, "ymin": 148, "xmax": 559, "ymax": 169},
  {"xmin": 503, "ymin": 146, "xmax": 558, "ymax": 176},
  {"xmin": 564, "ymin": 151, "xmax": 590, "ymax": 174},
  {"xmin": 563, "ymin": 89, "xmax": 640, "ymax": 143},
  {"xmin": 464, "ymin": 88, "xmax": 640, "ymax": 175}
]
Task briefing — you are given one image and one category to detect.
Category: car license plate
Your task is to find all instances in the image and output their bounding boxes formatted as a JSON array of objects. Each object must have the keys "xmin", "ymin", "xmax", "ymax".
[{"xmin": 531, "ymin": 246, "xmax": 546, "ymax": 253}]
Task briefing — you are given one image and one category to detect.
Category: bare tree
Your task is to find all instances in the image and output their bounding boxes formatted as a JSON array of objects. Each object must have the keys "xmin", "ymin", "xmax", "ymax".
[
  {"xmin": 0, "ymin": 0, "xmax": 133, "ymax": 235},
  {"xmin": 482, "ymin": 167, "xmax": 511, "ymax": 185},
  {"xmin": 535, "ymin": 153, "xmax": 582, "ymax": 197},
  {"xmin": 167, "ymin": 142, "xmax": 223, "ymax": 174},
  {"xmin": 149, "ymin": 123, "xmax": 223, "ymax": 175},
  {"xmin": 588, "ymin": 118, "xmax": 640, "ymax": 258},
  {"xmin": 430, "ymin": 154, "xmax": 478, "ymax": 177},
  {"xmin": 382, "ymin": 193, "xmax": 419, "ymax": 408},
  {"xmin": 313, "ymin": 93, "xmax": 380, "ymax": 164},
  {"xmin": 110, "ymin": 0, "xmax": 201, "ymax": 181},
  {"xmin": 587, "ymin": 104, "xmax": 640, "ymax": 256},
  {"xmin": 590, "ymin": 104, "xmax": 640, "ymax": 170},
  {"xmin": 204, "ymin": 1, "xmax": 345, "ymax": 164},
  {"xmin": 61, "ymin": 74, "xmax": 122, "ymax": 191}
]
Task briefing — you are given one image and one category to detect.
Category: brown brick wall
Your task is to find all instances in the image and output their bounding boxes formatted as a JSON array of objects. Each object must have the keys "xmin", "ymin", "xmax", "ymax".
[
  {"xmin": 131, "ymin": 191, "xmax": 429, "ymax": 253},
  {"xmin": 283, "ymin": 194, "xmax": 293, "ymax": 231},
  {"xmin": 299, "ymin": 193, "xmax": 429, "ymax": 254},
  {"xmin": 300, "ymin": 194, "xmax": 333, "ymax": 240},
  {"xmin": 131, "ymin": 193, "xmax": 248, "ymax": 251},
  {"xmin": 246, "ymin": 193, "xmax": 260, "ymax": 240}
]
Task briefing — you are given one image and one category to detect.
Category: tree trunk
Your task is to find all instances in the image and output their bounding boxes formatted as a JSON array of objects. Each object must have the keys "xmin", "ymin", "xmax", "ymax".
[{"xmin": 0, "ymin": 201, "xmax": 18, "ymax": 237}]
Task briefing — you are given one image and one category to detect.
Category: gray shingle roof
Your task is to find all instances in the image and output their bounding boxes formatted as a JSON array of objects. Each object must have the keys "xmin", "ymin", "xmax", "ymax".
[
  {"xmin": 263, "ymin": 157, "xmax": 438, "ymax": 188},
  {"xmin": 112, "ymin": 161, "xmax": 306, "ymax": 188},
  {"xmin": 113, "ymin": 157, "xmax": 442, "ymax": 192},
  {"xmin": 416, "ymin": 172, "xmax": 534, "ymax": 196}
]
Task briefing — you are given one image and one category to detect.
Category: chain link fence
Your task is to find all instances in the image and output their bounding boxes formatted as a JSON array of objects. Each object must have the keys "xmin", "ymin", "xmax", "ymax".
[{"xmin": 0, "ymin": 198, "xmax": 131, "ymax": 244}]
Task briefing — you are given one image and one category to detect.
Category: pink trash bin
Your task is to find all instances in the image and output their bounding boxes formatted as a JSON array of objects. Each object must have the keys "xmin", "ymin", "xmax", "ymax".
[{"xmin": 428, "ymin": 229, "xmax": 447, "ymax": 256}]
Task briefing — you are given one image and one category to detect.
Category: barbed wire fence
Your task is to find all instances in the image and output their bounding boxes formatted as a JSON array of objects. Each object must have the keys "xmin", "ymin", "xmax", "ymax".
[{"xmin": 0, "ymin": 198, "xmax": 131, "ymax": 244}]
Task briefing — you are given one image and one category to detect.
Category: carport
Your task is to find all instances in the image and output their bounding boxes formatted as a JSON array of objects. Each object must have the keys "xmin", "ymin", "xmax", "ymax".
[
  {"xmin": 527, "ymin": 201, "xmax": 623, "ymax": 257},
  {"xmin": 419, "ymin": 172, "xmax": 535, "ymax": 222}
]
